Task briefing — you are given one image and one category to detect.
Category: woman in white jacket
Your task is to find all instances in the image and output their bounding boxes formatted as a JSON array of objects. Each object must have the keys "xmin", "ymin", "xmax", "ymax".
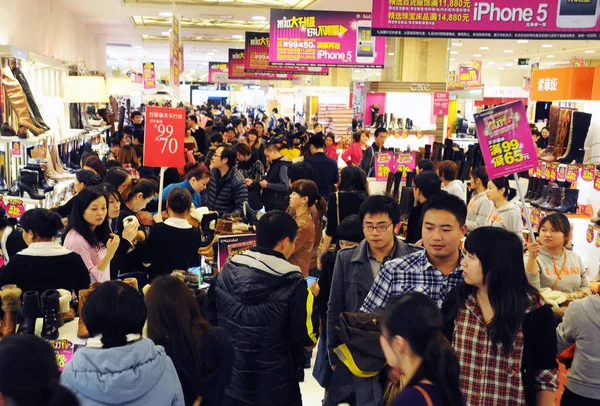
[{"xmin": 485, "ymin": 176, "xmax": 525, "ymax": 245}]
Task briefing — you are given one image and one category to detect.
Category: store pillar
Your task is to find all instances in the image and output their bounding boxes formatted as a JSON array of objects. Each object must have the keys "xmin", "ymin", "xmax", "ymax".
[{"xmin": 382, "ymin": 38, "xmax": 449, "ymax": 83}]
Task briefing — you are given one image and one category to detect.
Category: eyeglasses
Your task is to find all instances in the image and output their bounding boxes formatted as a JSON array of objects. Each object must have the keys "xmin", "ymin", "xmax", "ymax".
[{"xmin": 362, "ymin": 223, "xmax": 392, "ymax": 233}]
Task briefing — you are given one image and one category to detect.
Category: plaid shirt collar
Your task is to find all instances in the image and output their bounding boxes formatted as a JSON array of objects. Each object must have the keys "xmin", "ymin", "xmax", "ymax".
[{"xmin": 417, "ymin": 248, "xmax": 464, "ymax": 277}]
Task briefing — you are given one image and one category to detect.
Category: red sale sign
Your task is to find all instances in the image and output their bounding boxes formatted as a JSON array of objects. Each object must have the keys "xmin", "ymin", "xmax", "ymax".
[{"xmin": 143, "ymin": 106, "xmax": 186, "ymax": 168}]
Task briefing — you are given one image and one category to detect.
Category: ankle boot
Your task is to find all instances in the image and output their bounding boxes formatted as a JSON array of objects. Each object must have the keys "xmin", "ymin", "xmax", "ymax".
[
  {"xmin": 11, "ymin": 66, "xmax": 50, "ymax": 131},
  {"xmin": 77, "ymin": 283, "xmax": 101, "ymax": 339},
  {"xmin": 1, "ymin": 67, "xmax": 45, "ymax": 135},
  {"xmin": 385, "ymin": 172, "xmax": 395, "ymax": 197},
  {"xmin": 524, "ymin": 177, "xmax": 536, "ymax": 200},
  {"xmin": 392, "ymin": 171, "xmax": 403, "ymax": 202},
  {"xmin": 57, "ymin": 289, "xmax": 75, "ymax": 325},
  {"xmin": 405, "ymin": 171, "xmax": 415, "ymax": 189},
  {"xmin": 0, "ymin": 285, "xmax": 22, "ymax": 337},
  {"xmin": 528, "ymin": 179, "xmax": 547, "ymax": 203},
  {"xmin": 424, "ymin": 144, "xmax": 431, "ymax": 159},
  {"xmin": 538, "ymin": 183, "xmax": 558, "ymax": 210},
  {"xmin": 559, "ymin": 112, "xmax": 592, "ymax": 164},
  {"xmin": 399, "ymin": 188, "xmax": 414, "ymax": 222},
  {"xmin": 555, "ymin": 189, "xmax": 580, "ymax": 213},
  {"xmin": 17, "ymin": 169, "xmax": 45, "ymax": 200},
  {"xmin": 41, "ymin": 290, "xmax": 60, "ymax": 340},
  {"xmin": 24, "ymin": 164, "xmax": 53, "ymax": 193},
  {"xmin": 17, "ymin": 290, "xmax": 39, "ymax": 335},
  {"xmin": 532, "ymin": 185, "xmax": 550, "ymax": 208},
  {"xmin": 543, "ymin": 186, "xmax": 563, "ymax": 210}
]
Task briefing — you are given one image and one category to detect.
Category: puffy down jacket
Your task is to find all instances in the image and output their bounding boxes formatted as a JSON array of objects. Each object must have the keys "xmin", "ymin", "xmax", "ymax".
[{"xmin": 205, "ymin": 167, "xmax": 248, "ymax": 215}]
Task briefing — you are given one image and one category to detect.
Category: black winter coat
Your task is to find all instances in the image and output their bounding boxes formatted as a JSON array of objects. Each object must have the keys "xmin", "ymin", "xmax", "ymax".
[
  {"xmin": 209, "ymin": 248, "xmax": 319, "ymax": 405},
  {"xmin": 205, "ymin": 167, "xmax": 248, "ymax": 215},
  {"xmin": 261, "ymin": 157, "xmax": 291, "ymax": 211}
]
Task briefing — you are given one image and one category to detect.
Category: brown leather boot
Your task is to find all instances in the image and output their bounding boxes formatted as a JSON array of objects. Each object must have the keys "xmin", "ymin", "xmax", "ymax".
[
  {"xmin": 0, "ymin": 285, "xmax": 22, "ymax": 337},
  {"xmin": 77, "ymin": 282, "xmax": 101, "ymax": 338},
  {"xmin": 57, "ymin": 289, "xmax": 75, "ymax": 325},
  {"xmin": 1, "ymin": 67, "xmax": 44, "ymax": 135}
]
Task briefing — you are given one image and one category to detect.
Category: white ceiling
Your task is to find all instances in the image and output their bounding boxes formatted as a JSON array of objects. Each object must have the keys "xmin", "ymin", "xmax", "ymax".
[{"xmin": 59, "ymin": 0, "xmax": 600, "ymax": 80}]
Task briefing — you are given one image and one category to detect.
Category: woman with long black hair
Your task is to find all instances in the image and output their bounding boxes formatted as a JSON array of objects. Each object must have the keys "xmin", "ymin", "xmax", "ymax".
[
  {"xmin": 381, "ymin": 292, "xmax": 464, "ymax": 406},
  {"xmin": 442, "ymin": 227, "xmax": 558, "ymax": 406}
]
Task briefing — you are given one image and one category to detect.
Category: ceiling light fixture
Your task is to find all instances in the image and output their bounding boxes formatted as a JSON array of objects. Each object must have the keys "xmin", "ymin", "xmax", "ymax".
[
  {"xmin": 161, "ymin": 31, "xmax": 170, "ymax": 36},
  {"xmin": 542, "ymin": 44, "xmax": 553, "ymax": 48},
  {"xmin": 585, "ymin": 50, "xmax": 596, "ymax": 54},
  {"xmin": 546, "ymin": 55, "xmax": 555, "ymax": 58},
  {"xmin": 489, "ymin": 61, "xmax": 496, "ymax": 65},
  {"xmin": 451, "ymin": 42, "xmax": 463, "ymax": 46},
  {"xmin": 479, "ymin": 47, "xmax": 489, "ymax": 50},
  {"xmin": 159, "ymin": 12, "xmax": 173, "ymax": 17},
  {"xmin": 473, "ymin": 53, "xmax": 483, "ymax": 57},
  {"xmin": 232, "ymin": 34, "xmax": 243, "ymax": 39},
  {"xmin": 252, "ymin": 16, "xmax": 267, "ymax": 21},
  {"xmin": 449, "ymin": 58, "xmax": 456, "ymax": 61},
  {"xmin": 516, "ymin": 40, "xmax": 529, "ymax": 43},
  {"xmin": 450, "ymin": 51, "xmax": 459, "ymax": 55},
  {"xmin": 498, "ymin": 67, "xmax": 505, "ymax": 70},
  {"xmin": 504, "ymin": 49, "xmax": 514, "ymax": 53},
  {"xmin": 388, "ymin": 53, "xmax": 394, "ymax": 56},
  {"xmin": 505, "ymin": 63, "xmax": 513, "ymax": 66},
  {"xmin": 483, "ymin": 65, "xmax": 488, "ymax": 68}
]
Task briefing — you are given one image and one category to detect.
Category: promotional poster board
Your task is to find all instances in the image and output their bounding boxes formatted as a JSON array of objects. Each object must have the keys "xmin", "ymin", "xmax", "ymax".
[
  {"xmin": 217, "ymin": 234, "xmax": 257, "ymax": 271},
  {"xmin": 245, "ymin": 32, "xmax": 329, "ymax": 75},
  {"xmin": 228, "ymin": 49, "xmax": 296, "ymax": 80},
  {"xmin": 208, "ymin": 62, "xmax": 229, "ymax": 83},
  {"xmin": 458, "ymin": 60, "xmax": 483, "ymax": 89},
  {"xmin": 269, "ymin": 9, "xmax": 386, "ymax": 68},
  {"xmin": 432, "ymin": 92, "xmax": 450, "ymax": 116},
  {"xmin": 143, "ymin": 62, "xmax": 157, "ymax": 90},
  {"xmin": 143, "ymin": 106, "xmax": 186, "ymax": 168},
  {"xmin": 372, "ymin": 0, "xmax": 600, "ymax": 39},
  {"xmin": 474, "ymin": 101, "xmax": 539, "ymax": 179}
]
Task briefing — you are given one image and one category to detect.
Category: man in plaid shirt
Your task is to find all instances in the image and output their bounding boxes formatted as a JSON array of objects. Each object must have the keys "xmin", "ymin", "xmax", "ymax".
[{"xmin": 361, "ymin": 193, "xmax": 467, "ymax": 313}]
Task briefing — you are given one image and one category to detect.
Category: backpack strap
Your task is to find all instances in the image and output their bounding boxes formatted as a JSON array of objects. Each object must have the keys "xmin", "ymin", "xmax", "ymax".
[{"xmin": 413, "ymin": 385, "xmax": 433, "ymax": 406}]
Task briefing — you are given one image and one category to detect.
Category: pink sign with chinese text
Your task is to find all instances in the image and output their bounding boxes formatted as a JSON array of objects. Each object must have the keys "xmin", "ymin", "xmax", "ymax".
[
  {"xmin": 474, "ymin": 101, "xmax": 539, "ymax": 179},
  {"xmin": 432, "ymin": 92, "xmax": 449, "ymax": 116}
]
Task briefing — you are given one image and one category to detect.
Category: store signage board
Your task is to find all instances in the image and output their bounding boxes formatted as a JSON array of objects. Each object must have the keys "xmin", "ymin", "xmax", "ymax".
[
  {"xmin": 372, "ymin": 0, "xmax": 600, "ymax": 39},
  {"xmin": 433, "ymin": 92, "xmax": 450, "ymax": 116},
  {"xmin": 11, "ymin": 141, "xmax": 21, "ymax": 157},
  {"xmin": 375, "ymin": 152, "xmax": 395, "ymax": 181},
  {"xmin": 228, "ymin": 49, "xmax": 296, "ymax": 81},
  {"xmin": 217, "ymin": 234, "xmax": 256, "ymax": 271},
  {"xmin": 474, "ymin": 101, "xmax": 539, "ymax": 179},
  {"xmin": 570, "ymin": 57, "xmax": 586, "ymax": 67},
  {"xmin": 208, "ymin": 62, "xmax": 229, "ymax": 83},
  {"xmin": 143, "ymin": 106, "xmax": 186, "ymax": 168},
  {"xmin": 530, "ymin": 67, "xmax": 594, "ymax": 101},
  {"xmin": 244, "ymin": 32, "xmax": 329, "ymax": 75},
  {"xmin": 269, "ymin": 9, "xmax": 386, "ymax": 68},
  {"xmin": 143, "ymin": 62, "xmax": 157, "ymax": 90},
  {"xmin": 459, "ymin": 61, "xmax": 483, "ymax": 89}
]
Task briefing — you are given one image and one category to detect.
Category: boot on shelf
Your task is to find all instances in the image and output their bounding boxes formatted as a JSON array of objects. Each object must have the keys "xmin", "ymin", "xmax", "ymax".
[
  {"xmin": 431, "ymin": 142, "xmax": 443, "ymax": 163},
  {"xmin": 76, "ymin": 287, "xmax": 93, "ymax": 339},
  {"xmin": 559, "ymin": 112, "xmax": 592, "ymax": 164},
  {"xmin": 541, "ymin": 185, "xmax": 563, "ymax": 211},
  {"xmin": 555, "ymin": 189, "xmax": 580, "ymax": 214},
  {"xmin": 536, "ymin": 183, "xmax": 558, "ymax": 209},
  {"xmin": 1, "ymin": 67, "xmax": 45, "ymax": 135},
  {"xmin": 424, "ymin": 144, "xmax": 431, "ymax": 160},
  {"xmin": 392, "ymin": 171, "xmax": 403, "ymax": 202},
  {"xmin": 385, "ymin": 172, "xmax": 395, "ymax": 197},
  {"xmin": 527, "ymin": 179, "xmax": 547, "ymax": 203},
  {"xmin": 0, "ymin": 123, "xmax": 17, "ymax": 137},
  {"xmin": 547, "ymin": 109, "xmax": 574, "ymax": 161},
  {"xmin": 17, "ymin": 169, "xmax": 45, "ymax": 200},
  {"xmin": 0, "ymin": 285, "xmax": 22, "ymax": 337},
  {"xmin": 524, "ymin": 177, "xmax": 537, "ymax": 200},
  {"xmin": 397, "ymin": 118, "xmax": 404, "ymax": 130},
  {"xmin": 531, "ymin": 185, "xmax": 550, "ymax": 208},
  {"xmin": 442, "ymin": 138, "xmax": 454, "ymax": 161},
  {"xmin": 405, "ymin": 171, "xmax": 415, "ymax": 189},
  {"xmin": 0, "ymin": 166, "xmax": 7, "ymax": 192},
  {"xmin": 57, "ymin": 289, "xmax": 75, "ymax": 325},
  {"xmin": 538, "ymin": 106, "xmax": 560, "ymax": 162},
  {"xmin": 17, "ymin": 290, "xmax": 39, "ymax": 335},
  {"xmin": 41, "ymin": 290, "xmax": 60, "ymax": 340},
  {"xmin": 24, "ymin": 164, "xmax": 54, "ymax": 193},
  {"xmin": 399, "ymin": 188, "xmax": 414, "ymax": 222},
  {"xmin": 11, "ymin": 66, "xmax": 50, "ymax": 131}
]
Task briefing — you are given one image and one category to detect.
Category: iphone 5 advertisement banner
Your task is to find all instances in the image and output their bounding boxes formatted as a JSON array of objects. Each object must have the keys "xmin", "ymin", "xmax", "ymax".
[
  {"xmin": 269, "ymin": 9, "xmax": 386, "ymax": 68},
  {"xmin": 143, "ymin": 106, "xmax": 186, "ymax": 168},
  {"xmin": 373, "ymin": 0, "xmax": 600, "ymax": 39}
]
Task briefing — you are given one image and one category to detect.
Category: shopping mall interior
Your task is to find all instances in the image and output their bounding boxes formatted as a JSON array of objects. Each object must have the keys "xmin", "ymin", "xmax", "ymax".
[{"xmin": 0, "ymin": 0, "xmax": 600, "ymax": 405}]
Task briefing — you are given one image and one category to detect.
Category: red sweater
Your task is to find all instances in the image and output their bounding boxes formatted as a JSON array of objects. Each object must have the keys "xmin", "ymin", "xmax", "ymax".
[
  {"xmin": 341, "ymin": 142, "xmax": 365, "ymax": 166},
  {"xmin": 324, "ymin": 145, "xmax": 338, "ymax": 161}
]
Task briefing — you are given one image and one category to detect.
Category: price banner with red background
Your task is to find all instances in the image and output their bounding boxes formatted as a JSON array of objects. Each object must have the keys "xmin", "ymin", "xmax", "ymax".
[
  {"xmin": 582, "ymin": 164, "xmax": 596, "ymax": 182},
  {"xmin": 6, "ymin": 199, "xmax": 25, "ymax": 219},
  {"xmin": 474, "ymin": 101, "xmax": 539, "ymax": 179},
  {"xmin": 143, "ymin": 106, "xmax": 186, "ymax": 168}
]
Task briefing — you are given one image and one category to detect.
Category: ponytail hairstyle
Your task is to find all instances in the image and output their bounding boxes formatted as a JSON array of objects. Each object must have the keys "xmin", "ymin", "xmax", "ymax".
[
  {"xmin": 83, "ymin": 281, "xmax": 146, "ymax": 349},
  {"xmin": 126, "ymin": 178, "xmax": 159, "ymax": 201},
  {"xmin": 382, "ymin": 292, "xmax": 463, "ymax": 406},
  {"xmin": 20, "ymin": 208, "xmax": 64, "ymax": 240},
  {"xmin": 490, "ymin": 176, "xmax": 511, "ymax": 198},
  {"xmin": 167, "ymin": 188, "xmax": 192, "ymax": 215},
  {"xmin": 0, "ymin": 335, "xmax": 79, "ymax": 406},
  {"xmin": 76, "ymin": 169, "xmax": 103, "ymax": 188}
]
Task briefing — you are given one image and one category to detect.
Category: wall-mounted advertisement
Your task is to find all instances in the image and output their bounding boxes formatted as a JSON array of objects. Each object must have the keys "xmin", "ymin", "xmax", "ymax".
[
  {"xmin": 458, "ymin": 60, "xmax": 484, "ymax": 89},
  {"xmin": 269, "ymin": 9, "xmax": 386, "ymax": 68},
  {"xmin": 245, "ymin": 32, "xmax": 329, "ymax": 75},
  {"xmin": 228, "ymin": 49, "xmax": 296, "ymax": 80},
  {"xmin": 372, "ymin": 0, "xmax": 600, "ymax": 39},
  {"xmin": 208, "ymin": 62, "xmax": 229, "ymax": 83}
]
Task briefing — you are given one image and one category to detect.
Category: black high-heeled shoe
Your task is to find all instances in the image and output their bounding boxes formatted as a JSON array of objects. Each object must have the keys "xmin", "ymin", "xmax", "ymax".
[{"xmin": 7, "ymin": 181, "xmax": 19, "ymax": 196}]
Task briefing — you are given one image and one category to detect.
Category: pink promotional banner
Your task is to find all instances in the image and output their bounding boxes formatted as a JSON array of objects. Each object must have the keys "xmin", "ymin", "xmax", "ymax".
[
  {"xmin": 372, "ymin": 0, "xmax": 600, "ymax": 39},
  {"xmin": 208, "ymin": 62, "xmax": 229, "ymax": 83},
  {"xmin": 474, "ymin": 101, "xmax": 539, "ymax": 179},
  {"xmin": 459, "ymin": 60, "xmax": 483, "ymax": 89},
  {"xmin": 228, "ymin": 49, "xmax": 296, "ymax": 80},
  {"xmin": 432, "ymin": 92, "xmax": 449, "ymax": 116},
  {"xmin": 245, "ymin": 32, "xmax": 329, "ymax": 75},
  {"xmin": 269, "ymin": 9, "xmax": 385, "ymax": 68},
  {"xmin": 143, "ymin": 62, "xmax": 156, "ymax": 90}
]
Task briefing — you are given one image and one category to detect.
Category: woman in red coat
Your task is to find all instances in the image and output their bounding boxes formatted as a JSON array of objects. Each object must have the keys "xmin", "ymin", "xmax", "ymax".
[
  {"xmin": 341, "ymin": 130, "xmax": 369, "ymax": 166},
  {"xmin": 324, "ymin": 133, "xmax": 339, "ymax": 161}
]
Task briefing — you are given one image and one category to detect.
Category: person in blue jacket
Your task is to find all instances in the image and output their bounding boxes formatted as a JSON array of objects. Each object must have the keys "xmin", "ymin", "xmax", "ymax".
[{"xmin": 156, "ymin": 163, "xmax": 211, "ymax": 209}]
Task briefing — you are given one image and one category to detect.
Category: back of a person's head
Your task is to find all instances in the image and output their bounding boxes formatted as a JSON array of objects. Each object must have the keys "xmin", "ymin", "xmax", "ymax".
[
  {"xmin": 209, "ymin": 132, "xmax": 223, "ymax": 144},
  {"xmin": 288, "ymin": 162, "xmax": 314, "ymax": 183},
  {"xmin": 422, "ymin": 192, "xmax": 467, "ymax": 227},
  {"xmin": 438, "ymin": 160, "xmax": 458, "ymax": 181},
  {"xmin": 415, "ymin": 170, "xmax": 442, "ymax": 200},
  {"xmin": 0, "ymin": 335, "xmax": 80, "ymax": 406},
  {"xmin": 359, "ymin": 195, "xmax": 400, "ymax": 225},
  {"xmin": 234, "ymin": 142, "xmax": 251, "ymax": 157},
  {"xmin": 336, "ymin": 215, "xmax": 364, "ymax": 244},
  {"xmin": 309, "ymin": 134, "xmax": 325, "ymax": 149},
  {"xmin": 219, "ymin": 145, "xmax": 237, "ymax": 167},
  {"xmin": 339, "ymin": 166, "xmax": 367, "ymax": 193},
  {"xmin": 105, "ymin": 167, "xmax": 130, "ymax": 189},
  {"xmin": 167, "ymin": 188, "xmax": 192, "ymax": 214},
  {"xmin": 417, "ymin": 159, "xmax": 435, "ymax": 172},
  {"xmin": 83, "ymin": 281, "xmax": 147, "ymax": 348},
  {"xmin": 128, "ymin": 178, "xmax": 159, "ymax": 201},
  {"xmin": 82, "ymin": 155, "xmax": 107, "ymax": 179},
  {"xmin": 76, "ymin": 169, "xmax": 103, "ymax": 187},
  {"xmin": 256, "ymin": 211, "xmax": 298, "ymax": 250},
  {"xmin": 20, "ymin": 208, "xmax": 63, "ymax": 240}
]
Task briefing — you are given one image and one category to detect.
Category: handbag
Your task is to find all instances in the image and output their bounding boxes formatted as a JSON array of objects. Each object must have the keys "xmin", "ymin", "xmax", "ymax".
[{"xmin": 383, "ymin": 376, "xmax": 405, "ymax": 406}]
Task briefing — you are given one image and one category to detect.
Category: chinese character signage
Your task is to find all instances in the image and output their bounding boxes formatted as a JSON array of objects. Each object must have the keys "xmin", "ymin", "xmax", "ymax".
[
  {"xmin": 209, "ymin": 62, "xmax": 229, "ymax": 82},
  {"xmin": 531, "ymin": 67, "xmax": 594, "ymax": 101},
  {"xmin": 170, "ymin": 7, "xmax": 181, "ymax": 98},
  {"xmin": 143, "ymin": 62, "xmax": 156, "ymax": 90},
  {"xmin": 395, "ymin": 152, "xmax": 416, "ymax": 180},
  {"xmin": 228, "ymin": 49, "xmax": 296, "ymax": 80},
  {"xmin": 245, "ymin": 32, "xmax": 329, "ymax": 75},
  {"xmin": 5, "ymin": 199, "xmax": 25, "ymax": 219},
  {"xmin": 143, "ymin": 106, "xmax": 186, "ymax": 168},
  {"xmin": 217, "ymin": 234, "xmax": 256, "ymax": 271},
  {"xmin": 448, "ymin": 70, "xmax": 464, "ymax": 91},
  {"xmin": 432, "ymin": 92, "xmax": 450, "ymax": 116},
  {"xmin": 570, "ymin": 57, "xmax": 585, "ymax": 67},
  {"xmin": 459, "ymin": 60, "xmax": 483, "ymax": 89},
  {"xmin": 474, "ymin": 101, "xmax": 539, "ymax": 179},
  {"xmin": 269, "ymin": 9, "xmax": 386, "ymax": 68},
  {"xmin": 375, "ymin": 152, "xmax": 394, "ymax": 181},
  {"xmin": 11, "ymin": 141, "xmax": 21, "ymax": 157},
  {"xmin": 372, "ymin": 0, "xmax": 600, "ymax": 39}
]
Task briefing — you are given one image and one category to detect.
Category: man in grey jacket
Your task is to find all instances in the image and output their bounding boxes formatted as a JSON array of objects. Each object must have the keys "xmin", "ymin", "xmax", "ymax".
[
  {"xmin": 556, "ymin": 294, "xmax": 600, "ymax": 404},
  {"xmin": 326, "ymin": 195, "xmax": 418, "ymax": 406}
]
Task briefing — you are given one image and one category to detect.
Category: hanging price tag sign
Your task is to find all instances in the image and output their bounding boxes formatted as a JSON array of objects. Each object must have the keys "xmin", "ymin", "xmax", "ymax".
[
  {"xmin": 587, "ymin": 224, "xmax": 595, "ymax": 244},
  {"xmin": 566, "ymin": 165, "xmax": 579, "ymax": 183},
  {"xmin": 11, "ymin": 141, "xmax": 21, "ymax": 157},
  {"xmin": 557, "ymin": 164, "xmax": 567, "ymax": 182},
  {"xmin": 143, "ymin": 106, "xmax": 186, "ymax": 168},
  {"xmin": 6, "ymin": 199, "xmax": 25, "ymax": 219},
  {"xmin": 47, "ymin": 339, "xmax": 74, "ymax": 372},
  {"xmin": 595, "ymin": 173, "xmax": 600, "ymax": 192},
  {"xmin": 544, "ymin": 163, "xmax": 552, "ymax": 180},
  {"xmin": 548, "ymin": 163, "xmax": 557, "ymax": 182},
  {"xmin": 416, "ymin": 130, "xmax": 423, "ymax": 139},
  {"xmin": 401, "ymin": 130, "xmax": 409, "ymax": 139},
  {"xmin": 582, "ymin": 165, "xmax": 595, "ymax": 182},
  {"xmin": 596, "ymin": 229, "xmax": 600, "ymax": 248},
  {"xmin": 535, "ymin": 166, "xmax": 542, "ymax": 178}
]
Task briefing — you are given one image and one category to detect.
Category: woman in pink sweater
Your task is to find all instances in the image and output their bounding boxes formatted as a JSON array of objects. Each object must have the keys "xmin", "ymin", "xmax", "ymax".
[
  {"xmin": 341, "ymin": 130, "xmax": 369, "ymax": 166},
  {"xmin": 63, "ymin": 188, "xmax": 120, "ymax": 283}
]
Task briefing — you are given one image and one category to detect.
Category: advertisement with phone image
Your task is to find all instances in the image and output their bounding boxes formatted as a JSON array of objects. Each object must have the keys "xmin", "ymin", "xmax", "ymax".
[
  {"xmin": 269, "ymin": 9, "xmax": 385, "ymax": 68},
  {"xmin": 372, "ymin": 0, "xmax": 600, "ymax": 39}
]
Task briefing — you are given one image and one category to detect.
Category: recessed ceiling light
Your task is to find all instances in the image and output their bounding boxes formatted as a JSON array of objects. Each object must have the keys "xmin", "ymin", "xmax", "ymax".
[
  {"xmin": 483, "ymin": 65, "xmax": 489, "ymax": 68},
  {"xmin": 388, "ymin": 53, "xmax": 394, "ymax": 56},
  {"xmin": 212, "ymin": 49, "xmax": 218, "ymax": 52},
  {"xmin": 585, "ymin": 50, "xmax": 596, "ymax": 54},
  {"xmin": 252, "ymin": 16, "xmax": 267, "ymax": 21},
  {"xmin": 504, "ymin": 50, "xmax": 514, "ymax": 53},
  {"xmin": 479, "ymin": 47, "xmax": 489, "ymax": 50},
  {"xmin": 161, "ymin": 31, "xmax": 170, "ymax": 36},
  {"xmin": 447, "ymin": 47, "xmax": 451, "ymax": 50},
  {"xmin": 133, "ymin": 45, "xmax": 143, "ymax": 49},
  {"xmin": 546, "ymin": 55, "xmax": 555, "ymax": 58},
  {"xmin": 159, "ymin": 12, "xmax": 173, "ymax": 17},
  {"xmin": 542, "ymin": 44, "xmax": 553, "ymax": 48},
  {"xmin": 232, "ymin": 34, "xmax": 243, "ymax": 39},
  {"xmin": 450, "ymin": 51, "xmax": 459, "ymax": 55},
  {"xmin": 498, "ymin": 67, "xmax": 505, "ymax": 70},
  {"xmin": 517, "ymin": 40, "xmax": 529, "ymax": 44},
  {"xmin": 449, "ymin": 58, "xmax": 456, "ymax": 61},
  {"xmin": 207, "ymin": 52, "xmax": 215, "ymax": 56},
  {"xmin": 473, "ymin": 53, "xmax": 483, "ymax": 57},
  {"xmin": 489, "ymin": 61, "xmax": 496, "ymax": 65},
  {"xmin": 514, "ymin": 58, "xmax": 519, "ymax": 62},
  {"xmin": 505, "ymin": 63, "xmax": 513, "ymax": 67},
  {"xmin": 451, "ymin": 42, "xmax": 463, "ymax": 47}
]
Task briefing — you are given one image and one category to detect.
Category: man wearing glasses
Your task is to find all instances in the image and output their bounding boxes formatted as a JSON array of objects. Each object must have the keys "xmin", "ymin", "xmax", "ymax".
[
  {"xmin": 359, "ymin": 127, "xmax": 389, "ymax": 177},
  {"xmin": 326, "ymin": 195, "xmax": 417, "ymax": 406}
]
